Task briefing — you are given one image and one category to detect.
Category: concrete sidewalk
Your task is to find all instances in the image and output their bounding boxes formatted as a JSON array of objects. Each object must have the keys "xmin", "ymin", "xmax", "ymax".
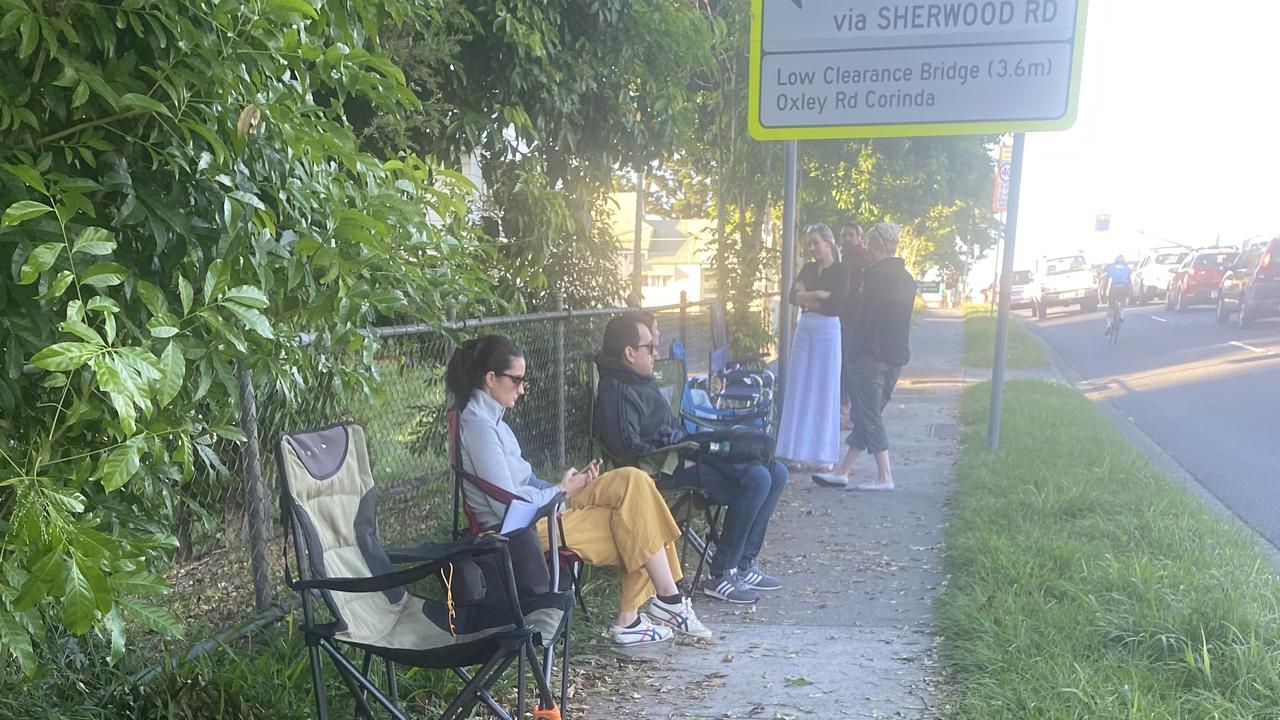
[{"xmin": 579, "ymin": 310, "xmax": 965, "ymax": 719}]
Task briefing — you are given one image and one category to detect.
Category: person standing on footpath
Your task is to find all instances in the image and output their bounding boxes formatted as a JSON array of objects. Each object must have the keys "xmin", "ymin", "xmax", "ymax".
[
  {"xmin": 836, "ymin": 223, "xmax": 868, "ymax": 430},
  {"xmin": 776, "ymin": 223, "xmax": 848, "ymax": 473},
  {"xmin": 814, "ymin": 222, "xmax": 916, "ymax": 491}
]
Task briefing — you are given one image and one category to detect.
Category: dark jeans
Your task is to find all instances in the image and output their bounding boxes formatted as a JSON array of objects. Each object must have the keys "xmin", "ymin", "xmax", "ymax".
[
  {"xmin": 840, "ymin": 321, "xmax": 858, "ymax": 408},
  {"xmin": 846, "ymin": 354, "xmax": 902, "ymax": 454},
  {"xmin": 662, "ymin": 459, "xmax": 789, "ymax": 577}
]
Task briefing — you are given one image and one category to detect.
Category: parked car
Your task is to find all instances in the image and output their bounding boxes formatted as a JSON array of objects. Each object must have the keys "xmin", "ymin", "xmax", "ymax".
[
  {"xmin": 1030, "ymin": 254, "xmax": 1098, "ymax": 318},
  {"xmin": 1217, "ymin": 236, "xmax": 1280, "ymax": 327},
  {"xmin": 1009, "ymin": 270, "xmax": 1033, "ymax": 310},
  {"xmin": 1165, "ymin": 249, "xmax": 1237, "ymax": 311},
  {"xmin": 1131, "ymin": 250, "xmax": 1188, "ymax": 304}
]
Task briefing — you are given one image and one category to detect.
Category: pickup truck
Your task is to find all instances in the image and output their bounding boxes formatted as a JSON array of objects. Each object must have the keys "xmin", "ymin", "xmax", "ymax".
[{"xmin": 1030, "ymin": 254, "xmax": 1100, "ymax": 319}]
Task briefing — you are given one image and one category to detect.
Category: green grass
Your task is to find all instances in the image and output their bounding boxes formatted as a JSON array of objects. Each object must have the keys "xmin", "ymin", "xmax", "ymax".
[
  {"xmin": 938, "ymin": 380, "xmax": 1280, "ymax": 718},
  {"xmin": 962, "ymin": 305, "xmax": 1050, "ymax": 369}
]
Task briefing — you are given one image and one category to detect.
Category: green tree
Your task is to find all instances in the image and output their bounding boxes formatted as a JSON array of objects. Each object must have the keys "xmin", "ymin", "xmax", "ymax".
[
  {"xmin": 0, "ymin": 0, "xmax": 494, "ymax": 672},
  {"xmin": 360, "ymin": 0, "xmax": 715, "ymax": 308},
  {"xmin": 800, "ymin": 136, "xmax": 1003, "ymax": 281}
]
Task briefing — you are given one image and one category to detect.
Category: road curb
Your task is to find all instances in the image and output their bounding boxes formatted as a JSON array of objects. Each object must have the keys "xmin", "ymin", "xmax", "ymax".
[{"xmin": 1015, "ymin": 314, "xmax": 1280, "ymax": 568}]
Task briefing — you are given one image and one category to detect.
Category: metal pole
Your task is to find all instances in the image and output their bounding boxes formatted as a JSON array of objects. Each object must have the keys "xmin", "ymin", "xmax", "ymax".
[
  {"xmin": 236, "ymin": 364, "xmax": 272, "ymax": 612},
  {"xmin": 987, "ymin": 133, "xmax": 1027, "ymax": 451},
  {"xmin": 632, "ymin": 169, "xmax": 646, "ymax": 304},
  {"xmin": 679, "ymin": 290, "xmax": 688, "ymax": 348},
  {"xmin": 778, "ymin": 140, "xmax": 798, "ymax": 414},
  {"xmin": 552, "ymin": 294, "xmax": 567, "ymax": 471},
  {"xmin": 989, "ymin": 213, "xmax": 1003, "ymax": 313}
]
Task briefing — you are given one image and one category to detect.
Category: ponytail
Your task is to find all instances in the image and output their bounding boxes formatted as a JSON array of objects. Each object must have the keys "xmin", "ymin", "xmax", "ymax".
[{"xmin": 445, "ymin": 335, "xmax": 523, "ymax": 411}]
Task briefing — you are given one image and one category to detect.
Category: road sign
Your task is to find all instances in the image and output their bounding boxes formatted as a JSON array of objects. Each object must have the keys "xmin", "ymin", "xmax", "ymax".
[
  {"xmin": 992, "ymin": 142, "xmax": 1013, "ymax": 212},
  {"xmin": 749, "ymin": 0, "xmax": 1089, "ymax": 140}
]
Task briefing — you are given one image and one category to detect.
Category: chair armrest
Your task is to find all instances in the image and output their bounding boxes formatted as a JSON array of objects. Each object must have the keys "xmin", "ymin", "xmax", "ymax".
[
  {"xmin": 297, "ymin": 535, "xmax": 507, "ymax": 593},
  {"xmin": 534, "ymin": 492, "xmax": 567, "ymax": 523}
]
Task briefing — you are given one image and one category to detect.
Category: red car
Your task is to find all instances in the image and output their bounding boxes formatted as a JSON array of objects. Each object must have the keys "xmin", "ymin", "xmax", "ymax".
[{"xmin": 1166, "ymin": 249, "xmax": 1238, "ymax": 311}]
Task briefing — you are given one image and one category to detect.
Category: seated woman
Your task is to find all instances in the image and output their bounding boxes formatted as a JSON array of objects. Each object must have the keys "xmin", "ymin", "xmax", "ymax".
[{"xmin": 446, "ymin": 335, "xmax": 711, "ymax": 646}]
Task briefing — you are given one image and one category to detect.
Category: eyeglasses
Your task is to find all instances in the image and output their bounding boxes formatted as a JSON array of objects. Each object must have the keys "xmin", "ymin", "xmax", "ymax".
[
  {"xmin": 496, "ymin": 372, "xmax": 527, "ymax": 387},
  {"xmin": 632, "ymin": 342, "xmax": 659, "ymax": 356}
]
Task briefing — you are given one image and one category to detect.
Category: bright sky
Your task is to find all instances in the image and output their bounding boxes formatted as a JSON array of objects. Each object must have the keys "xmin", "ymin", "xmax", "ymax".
[{"xmin": 990, "ymin": 0, "xmax": 1280, "ymax": 274}]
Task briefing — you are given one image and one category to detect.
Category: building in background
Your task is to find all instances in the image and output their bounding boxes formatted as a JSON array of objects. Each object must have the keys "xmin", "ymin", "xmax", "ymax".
[{"xmin": 608, "ymin": 192, "xmax": 715, "ymax": 307}]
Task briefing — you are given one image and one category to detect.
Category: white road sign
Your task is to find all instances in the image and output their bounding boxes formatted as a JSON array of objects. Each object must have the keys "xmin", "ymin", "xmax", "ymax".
[{"xmin": 749, "ymin": 0, "xmax": 1089, "ymax": 139}]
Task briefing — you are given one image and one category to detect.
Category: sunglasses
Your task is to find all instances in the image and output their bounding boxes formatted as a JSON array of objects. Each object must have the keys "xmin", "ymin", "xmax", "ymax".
[{"xmin": 496, "ymin": 372, "xmax": 527, "ymax": 387}]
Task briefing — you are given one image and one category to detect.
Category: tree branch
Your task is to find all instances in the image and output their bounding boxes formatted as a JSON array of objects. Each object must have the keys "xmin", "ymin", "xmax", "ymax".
[{"xmin": 36, "ymin": 109, "xmax": 149, "ymax": 146}]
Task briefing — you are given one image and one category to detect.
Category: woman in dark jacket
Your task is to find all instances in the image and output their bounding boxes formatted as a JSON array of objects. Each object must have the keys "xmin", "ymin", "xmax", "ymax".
[{"xmin": 813, "ymin": 222, "xmax": 916, "ymax": 490}]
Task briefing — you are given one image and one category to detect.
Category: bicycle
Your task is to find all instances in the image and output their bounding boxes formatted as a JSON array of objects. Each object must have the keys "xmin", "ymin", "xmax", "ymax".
[{"xmin": 1106, "ymin": 284, "xmax": 1129, "ymax": 343}]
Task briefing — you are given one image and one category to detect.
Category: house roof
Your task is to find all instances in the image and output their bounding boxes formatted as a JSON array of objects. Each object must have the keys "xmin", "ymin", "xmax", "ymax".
[{"xmin": 607, "ymin": 193, "xmax": 712, "ymax": 264}]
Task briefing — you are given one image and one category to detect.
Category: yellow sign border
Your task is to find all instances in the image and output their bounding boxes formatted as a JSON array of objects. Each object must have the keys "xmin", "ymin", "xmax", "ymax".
[{"xmin": 748, "ymin": 0, "xmax": 1090, "ymax": 140}]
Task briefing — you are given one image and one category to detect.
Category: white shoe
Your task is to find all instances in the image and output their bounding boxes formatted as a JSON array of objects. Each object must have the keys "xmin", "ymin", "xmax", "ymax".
[
  {"xmin": 610, "ymin": 613, "xmax": 674, "ymax": 646},
  {"xmin": 812, "ymin": 472, "xmax": 849, "ymax": 488},
  {"xmin": 854, "ymin": 481, "xmax": 895, "ymax": 491},
  {"xmin": 647, "ymin": 596, "xmax": 713, "ymax": 639}
]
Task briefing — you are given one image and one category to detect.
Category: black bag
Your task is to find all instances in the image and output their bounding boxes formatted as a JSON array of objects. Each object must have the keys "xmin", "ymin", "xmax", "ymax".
[
  {"xmin": 452, "ymin": 527, "xmax": 549, "ymax": 607},
  {"xmin": 687, "ymin": 426, "xmax": 776, "ymax": 465}
]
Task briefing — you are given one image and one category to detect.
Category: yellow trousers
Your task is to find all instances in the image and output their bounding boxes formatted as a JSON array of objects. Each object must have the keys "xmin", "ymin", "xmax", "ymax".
[{"xmin": 536, "ymin": 467, "xmax": 682, "ymax": 613}]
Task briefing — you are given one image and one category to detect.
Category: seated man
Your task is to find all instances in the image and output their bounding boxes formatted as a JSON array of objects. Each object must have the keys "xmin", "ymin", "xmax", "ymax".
[{"xmin": 594, "ymin": 313, "xmax": 789, "ymax": 604}]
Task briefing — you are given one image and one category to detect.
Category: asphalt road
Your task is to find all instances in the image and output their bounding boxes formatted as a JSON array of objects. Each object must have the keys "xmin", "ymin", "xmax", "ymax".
[{"xmin": 1021, "ymin": 299, "xmax": 1280, "ymax": 545}]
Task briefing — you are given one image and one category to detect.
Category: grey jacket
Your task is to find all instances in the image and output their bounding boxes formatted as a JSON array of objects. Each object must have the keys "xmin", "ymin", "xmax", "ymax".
[{"xmin": 458, "ymin": 390, "xmax": 559, "ymax": 528}]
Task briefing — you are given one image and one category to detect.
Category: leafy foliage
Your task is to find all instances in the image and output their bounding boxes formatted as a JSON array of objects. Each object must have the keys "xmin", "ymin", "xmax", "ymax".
[
  {"xmin": 361, "ymin": 0, "xmax": 715, "ymax": 308},
  {"xmin": 800, "ymin": 136, "xmax": 1004, "ymax": 282},
  {"xmin": 0, "ymin": 0, "xmax": 499, "ymax": 672}
]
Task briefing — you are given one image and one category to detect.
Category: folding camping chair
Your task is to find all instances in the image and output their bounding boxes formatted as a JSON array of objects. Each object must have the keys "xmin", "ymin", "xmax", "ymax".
[
  {"xmin": 588, "ymin": 359, "xmax": 725, "ymax": 597},
  {"xmin": 703, "ymin": 302, "xmax": 775, "ymax": 413},
  {"xmin": 278, "ymin": 423, "xmax": 572, "ymax": 720},
  {"xmin": 446, "ymin": 409, "xmax": 582, "ymax": 705},
  {"xmin": 669, "ymin": 339, "xmax": 771, "ymax": 434}
]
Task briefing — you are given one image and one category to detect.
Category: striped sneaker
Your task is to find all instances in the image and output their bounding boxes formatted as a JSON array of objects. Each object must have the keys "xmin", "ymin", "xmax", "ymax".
[
  {"xmin": 738, "ymin": 562, "xmax": 782, "ymax": 591},
  {"xmin": 610, "ymin": 613, "xmax": 674, "ymax": 646},
  {"xmin": 647, "ymin": 596, "xmax": 712, "ymax": 639},
  {"xmin": 702, "ymin": 569, "xmax": 759, "ymax": 604}
]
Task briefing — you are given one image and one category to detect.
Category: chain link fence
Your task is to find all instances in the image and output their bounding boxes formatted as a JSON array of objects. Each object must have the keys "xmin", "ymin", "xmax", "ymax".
[{"xmin": 158, "ymin": 295, "xmax": 774, "ymax": 642}]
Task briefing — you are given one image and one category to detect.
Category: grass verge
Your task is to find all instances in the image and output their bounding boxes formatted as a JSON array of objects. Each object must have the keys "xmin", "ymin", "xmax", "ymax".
[
  {"xmin": 938, "ymin": 380, "xmax": 1280, "ymax": 718},
  {"xmin": 961, "ymin": 305, "xmax": 1049, "ymax": 369}
]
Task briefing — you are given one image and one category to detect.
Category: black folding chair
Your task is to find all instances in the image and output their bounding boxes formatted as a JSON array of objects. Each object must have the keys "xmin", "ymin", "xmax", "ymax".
[
  {"xmin": 277, "ymin": 423, "xmax": 572, "ymax": 720},
  {"xmin": 588, "ymin": 361, "xmax": 725, "ymax": 597},
  {"xmin": 445, "ymin": 409, "xmax": 581, "ymax": 706}
]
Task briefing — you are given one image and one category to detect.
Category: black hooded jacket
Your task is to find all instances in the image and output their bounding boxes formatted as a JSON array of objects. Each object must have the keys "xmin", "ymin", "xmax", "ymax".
[
  {"xmin": 593, "ymin": 353, "xmax": 687, "ymax": 465},
  {"xmin": 855, "ymin": 256, "xmax": 917, "ymax": 366}
]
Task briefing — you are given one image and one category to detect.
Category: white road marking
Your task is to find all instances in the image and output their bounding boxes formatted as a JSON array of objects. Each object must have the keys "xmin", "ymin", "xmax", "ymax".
[
  {"xmin": 1151, "ymin": 316, "xmax": 1169, "ymax": 323},
  {"xmin": 1230, "ymin": 340, "xmax": 1266, "ymax": 354}
]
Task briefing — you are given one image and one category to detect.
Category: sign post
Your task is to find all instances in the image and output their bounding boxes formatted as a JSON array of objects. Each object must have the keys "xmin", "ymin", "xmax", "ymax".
[
  {"xmin": 778, "ymin": 141, "xmax": 798, "ymax": 415},
  {"xmin": 750, "ymin": 0, "xmax": 1088, "ymax": 450},
  {"xmin": 990, "ymin": 142, "xmax": 1012, "ymax": 310}
]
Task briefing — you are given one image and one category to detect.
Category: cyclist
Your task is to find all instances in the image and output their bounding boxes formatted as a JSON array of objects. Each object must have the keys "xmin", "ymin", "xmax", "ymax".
[{"xmin": 1103, "ymin": 255, "xmax": 1132, "ymax": 335}]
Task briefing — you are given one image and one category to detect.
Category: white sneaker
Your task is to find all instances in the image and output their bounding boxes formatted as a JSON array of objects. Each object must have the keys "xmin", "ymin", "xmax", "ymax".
[
  {"xmin": 610, "ymin": 613, "xmax": 674, "ymax": 646},
  {"xmin": 812, "ymin": 472, "xmax": 849, "ymax": 488},
  {"xmin": 647, "ymin": 596, "xmax": 713, "ymax": 639}
]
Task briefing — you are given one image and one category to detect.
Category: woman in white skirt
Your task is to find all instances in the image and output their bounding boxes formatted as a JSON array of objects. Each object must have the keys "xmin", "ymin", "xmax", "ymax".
[{"xmin": 776, "ymin": 223, "xmax": 849, "ymax": 471}]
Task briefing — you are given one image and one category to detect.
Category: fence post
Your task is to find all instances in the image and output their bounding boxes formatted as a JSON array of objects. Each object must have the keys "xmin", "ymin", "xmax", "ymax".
[
  {"xmin": 552, "ymin": 294, "xmax": 567, "ymax": 471},
  {"xmin": 236, "ymin": 363, "xmax": 273, "ymax": 612},
  {"xmin": 679, "ymin": 290, "xmax": 688, "ymax": 348}
]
